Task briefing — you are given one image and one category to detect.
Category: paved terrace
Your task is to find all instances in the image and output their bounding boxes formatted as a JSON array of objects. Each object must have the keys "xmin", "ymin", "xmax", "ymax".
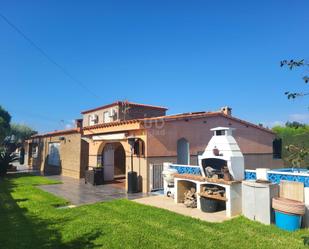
[
  {"xmin": 13, "ymin": 164, "xmax": 228, "ymax": 222},
  {"xmin": 134, "ymin": 195, "xmax": 227, "ymax": 222},
  {"xmin": 38, "ymin": 175, "xmax": 149, "ymax": 205}
]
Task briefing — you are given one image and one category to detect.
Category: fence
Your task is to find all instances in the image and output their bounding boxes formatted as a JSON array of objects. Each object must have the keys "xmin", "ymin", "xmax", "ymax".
[{"xmin": 149, "ymin": 164, "xmax": 164, "ymax": 191}]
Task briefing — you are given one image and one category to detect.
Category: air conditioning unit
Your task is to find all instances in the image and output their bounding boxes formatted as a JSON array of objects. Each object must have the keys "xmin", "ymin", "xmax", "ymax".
[
  {"xmin": 109, "ymin": 109, "xmax": 117, "ymax": 118},
  {"xmin": 90, "ymin": 114, "xmax": 98, "ymax": 124}
]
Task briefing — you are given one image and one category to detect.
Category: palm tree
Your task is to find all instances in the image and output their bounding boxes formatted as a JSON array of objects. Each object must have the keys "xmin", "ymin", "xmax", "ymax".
[{"xmin": 0, "ymin": 147, "xmax": 19, "ymax": 176}]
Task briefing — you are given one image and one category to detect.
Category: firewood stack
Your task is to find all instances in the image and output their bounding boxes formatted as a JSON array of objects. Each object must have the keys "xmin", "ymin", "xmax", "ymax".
[
  {"xmin": 183, "ymin": 188, "xmax": 197, "ymax": 208},
  {"xmin": 199, "ymin": 186, "xmax": 226, "ymax": 201}
]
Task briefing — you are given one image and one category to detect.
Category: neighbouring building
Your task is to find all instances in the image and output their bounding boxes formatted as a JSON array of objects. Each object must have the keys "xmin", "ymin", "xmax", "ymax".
[
  {"xmin": 26, "ymin": 127, "xmax": 89, "ymax": 178},
  {"xmin": 26, "ymin": 101, "xmax": 283, "ymax": 193}
]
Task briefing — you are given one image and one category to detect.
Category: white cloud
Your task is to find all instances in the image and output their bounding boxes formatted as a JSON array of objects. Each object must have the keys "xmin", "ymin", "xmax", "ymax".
[
  {"xmin": 64, "ymin": 120, "xmax": 75, "ymax": 129},
  {"xmin": 261, "ymin": 121, "xmax": 285, "ymax": 128},
  {"xmin": 261, "ymin": 113, "xmax": 309, "ymax": 128},
  {"xmin": 288, "ymin": 113, "xmax": 309, "ymax": 123}
]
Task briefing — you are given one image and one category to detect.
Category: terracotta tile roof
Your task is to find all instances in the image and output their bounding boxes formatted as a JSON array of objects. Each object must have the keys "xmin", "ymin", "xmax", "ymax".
[
  {"xmin": 144, "ymin": 112, "xmax": 274, "ymax": 134},
  {"xmin": 31, "ymin": 128, "xmax": 81, "ymax": 138},
  {"xmin": 83, "ymin": 119, "xmax": 141, "ymax": 130},
  {"xmin": 81, "ymin": 101, "xmax": 168, "ymax": 114},
  {"xmin": 82, "ymin": 111, "xmax": 275, "ymax": 134},
  {"xmin": 142, "ymin": 111, "xmax": 220, "ymax": 122}
]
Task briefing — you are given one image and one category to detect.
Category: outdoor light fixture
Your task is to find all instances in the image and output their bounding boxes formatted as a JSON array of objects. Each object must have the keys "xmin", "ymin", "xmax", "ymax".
[
  {"xmin": 127, "ymin": 136, "xmax": 138, "ymax": 193},
  {"xmin": 127, "ymin": 136, "xmax": 136, "ymax": 171}
]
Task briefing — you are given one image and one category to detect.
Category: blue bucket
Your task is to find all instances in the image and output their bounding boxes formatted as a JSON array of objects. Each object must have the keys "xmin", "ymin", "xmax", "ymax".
[{"xmin": 274, "ymin": 210, "xmax": 302, "ymax": 231}]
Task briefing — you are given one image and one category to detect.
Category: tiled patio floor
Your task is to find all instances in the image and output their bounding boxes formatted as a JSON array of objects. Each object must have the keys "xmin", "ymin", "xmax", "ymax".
[
  {"xmin": 134, "ymin": 195, "xmax": 228, "ymax": 223},
  {"xmin": 38, "ymin": 175, "xmax": 149, "ymax": 205}
]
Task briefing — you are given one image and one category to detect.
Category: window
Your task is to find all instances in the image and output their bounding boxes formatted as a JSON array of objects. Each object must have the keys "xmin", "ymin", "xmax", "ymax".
[
  {"xmin": 103, "ymin": 111, "xmax": 111, "ymax": 123},
  {"xmin": 177, "ymin": 138, "xmax": 190, "ymax": 165},
  {"xmin": 134, "ymin": 139, "xmax": 145, "ymax": 157},
  {"xmin": 31, "ymin": 144, "xmax": 38, "ymax": 158},
  {"xmin": 48, "ymin": 143, "xmax": 60, "ymax": 166},
  {"xmin": 215, "ymin": 130, "xmax": 225, "ymax": 136},
  {"xmin": 89, "ymin": 114, "xmax": 98, "ymax": 126},
  {"xmin": 273, "ymin": 138, "xmax": 282, "ymax": 159}
]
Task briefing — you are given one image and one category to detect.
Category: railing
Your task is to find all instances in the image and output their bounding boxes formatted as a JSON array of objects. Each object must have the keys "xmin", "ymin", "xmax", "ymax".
[
  {"xmin": 244, "ymin": 169, "xmax": 257, "ymax": 180},
  {"xmin": 244, "ymin": 169, "xmax": 309, "ymax": 187},
  {"xmin": 169, "ymin": 164, "xmax": 202, "ymax": 175},
  {"xmin": 149, "ymin": 164, "xmax": 164, "ymax": 191}
]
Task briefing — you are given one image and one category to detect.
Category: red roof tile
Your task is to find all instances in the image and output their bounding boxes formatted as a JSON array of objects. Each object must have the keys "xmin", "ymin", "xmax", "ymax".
[
  {"xmin": 81, "ymin": 101, "xmax": 168, "ymax": 114},
  {"xmin": 83, "ymin": 119, "xmax": 141, "ymax": 130},
  {"xmin": 31, "ymin": 128, "xmax": 81, "ymax": 138},
  {"xmin": 83, "ymin": 111, "xmax": 274, "ymax": 134}
]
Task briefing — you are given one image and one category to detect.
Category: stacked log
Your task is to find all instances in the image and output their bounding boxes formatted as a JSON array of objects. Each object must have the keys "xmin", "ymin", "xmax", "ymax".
[
  {"xmin": 183, "ymin": 188, "xmax": 197, "ymax": 208},
  {"xmin": 199, "ymin": 186, "xmax": 227, "ymax": 202}
]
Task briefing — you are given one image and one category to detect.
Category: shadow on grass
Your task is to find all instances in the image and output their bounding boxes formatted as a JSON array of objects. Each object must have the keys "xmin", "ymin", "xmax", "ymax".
[{"xmin": 0, "ymin": 174, "xmax": 103, "ymax": 249}]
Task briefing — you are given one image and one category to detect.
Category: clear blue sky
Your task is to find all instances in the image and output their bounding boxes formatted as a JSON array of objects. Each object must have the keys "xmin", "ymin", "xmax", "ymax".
[{"xmin": 1, "ymin": 1, "xmax": 308, "ymax": 132}]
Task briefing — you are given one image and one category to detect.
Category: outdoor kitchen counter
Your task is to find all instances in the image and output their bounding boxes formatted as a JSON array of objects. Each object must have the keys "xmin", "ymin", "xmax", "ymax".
[
  {"xmin": 174, "ymin": 173, "xmax": 241, "ymax": 185},
  {"xmin": 174, "ymin": 176, "xmax": 242, "ymax": 217}
]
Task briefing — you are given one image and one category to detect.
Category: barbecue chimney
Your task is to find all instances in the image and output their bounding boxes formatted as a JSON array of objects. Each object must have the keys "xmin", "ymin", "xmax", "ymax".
[{"xmin": 198, "ymin": 127, "xmax": 244, "ymax": 181}]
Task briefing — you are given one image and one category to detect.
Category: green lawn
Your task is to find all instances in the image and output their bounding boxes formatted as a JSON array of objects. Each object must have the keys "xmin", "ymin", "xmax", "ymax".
[{"xmin": 0, "ymin": 174, "xmax": 308, "ymax": 249}]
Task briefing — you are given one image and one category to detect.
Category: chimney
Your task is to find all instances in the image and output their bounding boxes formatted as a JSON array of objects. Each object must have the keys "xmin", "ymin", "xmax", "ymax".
[
  {"xmin": 75, "ymin": 119, "xmax": 83, "ymax": 129},
  {"xmin": 220, "ymin": 106, "xmax": 232, "ymax": 116}
]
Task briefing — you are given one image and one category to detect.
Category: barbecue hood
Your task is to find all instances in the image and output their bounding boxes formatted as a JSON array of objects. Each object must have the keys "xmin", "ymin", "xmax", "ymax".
[{"xmin": 198, "ymin": 127, "xmax": 244, "ymax": 181}]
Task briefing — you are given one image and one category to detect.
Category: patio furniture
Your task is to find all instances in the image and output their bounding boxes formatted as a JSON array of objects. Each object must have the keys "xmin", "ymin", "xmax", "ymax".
[{"xmin": 85, "ymin": 167, "xmax": 104, "ymax": 185}]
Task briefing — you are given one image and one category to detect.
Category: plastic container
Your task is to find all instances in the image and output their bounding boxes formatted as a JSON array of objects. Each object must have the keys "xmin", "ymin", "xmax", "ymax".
[
  {"xmin": 200, "ymin": 197, "xmax": 218, "ymax": 213},
  {"xmin": 274, "ymin": 210, "xmax": 302, "ymax": 231}
]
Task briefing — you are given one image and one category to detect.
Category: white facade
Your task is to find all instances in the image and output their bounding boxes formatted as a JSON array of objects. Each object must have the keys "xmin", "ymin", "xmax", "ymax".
[{"xmin": 198, "ymin": 127, "xmax": 245, "ymax": 181}]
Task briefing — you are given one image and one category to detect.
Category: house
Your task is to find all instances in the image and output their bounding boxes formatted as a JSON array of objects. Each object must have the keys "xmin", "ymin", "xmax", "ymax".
[
  {"xmin": 25, "ymin": 126, "xmax": 89, "ymax": 178},
  {"xmin": 82, "ymin": 101, "xmax": 283, "ymax": 193},
  {"xmin": 26, "ymin": 101, "xmax": 283, "ymax": 193}
]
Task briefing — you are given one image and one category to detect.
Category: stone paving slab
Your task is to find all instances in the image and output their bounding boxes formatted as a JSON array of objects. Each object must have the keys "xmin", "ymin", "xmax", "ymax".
[
  {"xmin": 38, "ymin": 175, "xmax": 148, "ymax": 205},
  {"xmin": 134, "ymin": 195, "xmax": 228, "ymax": 223}
]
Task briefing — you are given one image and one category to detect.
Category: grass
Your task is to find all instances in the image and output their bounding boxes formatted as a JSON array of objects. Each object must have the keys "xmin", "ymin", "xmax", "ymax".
[{"xmin": 0, "ymin": 174, "xmax": 309, "ymax": 249}]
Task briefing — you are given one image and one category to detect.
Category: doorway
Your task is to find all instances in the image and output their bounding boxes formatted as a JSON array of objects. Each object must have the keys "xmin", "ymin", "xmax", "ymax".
[
  {"xmin": 102, "ymin": 142, "xmax": 126, "ymax": 182},
  {"xmin": 114, "ymin": 143, "xmax": 126, "ymax": 178}
]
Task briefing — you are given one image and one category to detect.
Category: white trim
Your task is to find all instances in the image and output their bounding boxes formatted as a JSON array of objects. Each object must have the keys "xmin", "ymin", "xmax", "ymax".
[
  {"xmin": 171, "ymin": 164, "xmax": 200, "ymax": 168},
  {"xmin": 268, "ymin": 170, "xmax": 309, "ymax": 177},
  {"xmin": 93, "ymin": 133, "xmax": 126, "ymax": 141}
]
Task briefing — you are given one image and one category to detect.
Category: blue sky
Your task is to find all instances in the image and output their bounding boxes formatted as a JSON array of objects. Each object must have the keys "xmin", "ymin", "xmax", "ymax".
[{"xmin": 1, "ymin": 1, "xmax": 308, "ymax": 132}]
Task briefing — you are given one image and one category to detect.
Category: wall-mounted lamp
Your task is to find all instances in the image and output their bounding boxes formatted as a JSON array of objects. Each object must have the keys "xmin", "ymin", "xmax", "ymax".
[{"xmin": 59, "ymin": 136, "xmax": 66, "ymax": 142}]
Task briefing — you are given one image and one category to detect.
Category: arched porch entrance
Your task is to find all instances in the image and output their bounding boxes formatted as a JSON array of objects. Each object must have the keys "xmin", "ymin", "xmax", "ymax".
[{"xmin": 102, "ymin": 142, "xmax": 126, "ymax": 181}]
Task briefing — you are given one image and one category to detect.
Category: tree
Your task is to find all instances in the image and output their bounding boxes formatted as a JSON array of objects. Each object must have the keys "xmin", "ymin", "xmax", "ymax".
[
  {"xmin": 0, "ymin": 105, "xmax": 11, "ymax": 143},
  {"xmin": 281, "ymin": 59, "xmax": 309, "ymax": 99},
  {"xmin": 272, "ymin": 125, "xmax": 309, "ymax": 167},
  {"xmin": 9, "ymin": 123, "xmax": 37, "ymax": 145},
  {"xmin": 279, "ymin": 59, "xmax": 309, "ymax": 168},
  {"xmin": 285, "ymin": 121, "xmax": 306, "ymax": 129},
  {"xmin": 0, "ymin": 147, "xmax": 18, "ymax": 176}
]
